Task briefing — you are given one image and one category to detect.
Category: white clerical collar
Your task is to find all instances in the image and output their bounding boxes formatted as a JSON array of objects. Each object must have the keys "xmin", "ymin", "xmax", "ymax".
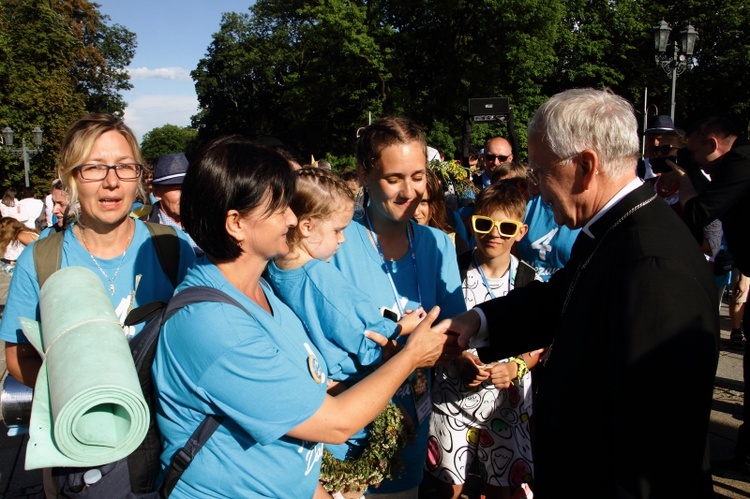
[{"xmin": 582, "ymin": 177, "xmax": 643, "ymax": 239}]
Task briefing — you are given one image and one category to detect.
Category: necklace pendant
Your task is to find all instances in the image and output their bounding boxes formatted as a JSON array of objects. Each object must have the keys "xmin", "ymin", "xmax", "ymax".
[{"xmin": 109, "ymin": 283, "xmax": 115, "ymax": 295}]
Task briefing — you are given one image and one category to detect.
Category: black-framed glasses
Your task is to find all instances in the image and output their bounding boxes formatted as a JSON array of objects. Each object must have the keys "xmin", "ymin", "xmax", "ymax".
[
  {"xmin": 484, "ymin": 153, "xmax": 510, "ymax": 163},
  {"xmin": 471, "ymin": 215, "xmax": 523, "ymax": 237},
  {"xmin": 75, "ymin": 163, "xmax": 143, "ymax": 181}
]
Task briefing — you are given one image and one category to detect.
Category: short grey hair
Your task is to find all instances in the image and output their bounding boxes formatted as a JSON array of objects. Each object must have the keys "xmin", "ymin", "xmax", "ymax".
[{"xmin": 528, "ymin": 88, "xmax": 640, "ymax": 178}]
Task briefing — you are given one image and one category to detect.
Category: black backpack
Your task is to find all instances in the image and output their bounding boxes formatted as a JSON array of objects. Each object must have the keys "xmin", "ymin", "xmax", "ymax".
[{"xmin": 53, "ymin": 286, "xmax": 250, "ymax": 498}]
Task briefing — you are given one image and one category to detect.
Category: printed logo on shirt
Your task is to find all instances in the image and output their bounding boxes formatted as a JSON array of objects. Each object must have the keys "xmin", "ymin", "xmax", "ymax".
[{"xmin": 304, "ymin": 342, "xmax": 326, "ymax": 384}]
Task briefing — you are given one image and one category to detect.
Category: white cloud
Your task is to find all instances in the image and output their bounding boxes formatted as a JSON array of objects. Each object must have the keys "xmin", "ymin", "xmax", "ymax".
[
  {"xmin": 128, "ymin": 66, "xmax": 192, "ymax": 82},
  {"xmin": 122, "ymin": 94, "xmax": 198, "ymax": 143}
]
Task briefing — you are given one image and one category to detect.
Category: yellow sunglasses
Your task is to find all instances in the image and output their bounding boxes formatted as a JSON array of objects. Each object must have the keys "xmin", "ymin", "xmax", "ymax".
[{"xmin": 471, "ymin": 215, "xmax": 523, "ymax": 237}]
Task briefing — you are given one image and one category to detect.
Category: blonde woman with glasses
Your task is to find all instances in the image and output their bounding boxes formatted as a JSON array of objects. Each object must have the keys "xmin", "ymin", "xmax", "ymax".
[{"xmin": 1, "ymin": 113, "xmax": 195, "ymax": 390}]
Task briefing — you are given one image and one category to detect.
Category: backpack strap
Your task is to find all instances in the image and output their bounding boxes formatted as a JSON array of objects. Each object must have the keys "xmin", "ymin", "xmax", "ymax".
[
  {"xmin": 144, "ymin": 221, "xmax": 180, "ymax": 289},
  {"xmin": 513, "ymin": 260, "xmax": 536, "ymax": 289},
  {"xmin": 124, "ymin": 285, "xmax": 249, "ymax": 495},
  {"xmin": 33, "ymin": 223, "xmax": 180, "ymax": 291},
  {"xmin": 159, "ymin": 414, "xmax": 224, "ymax": 497},
  {"xmin": 33, "ymin": 230, "xmax": 65, "ymax": 289}
]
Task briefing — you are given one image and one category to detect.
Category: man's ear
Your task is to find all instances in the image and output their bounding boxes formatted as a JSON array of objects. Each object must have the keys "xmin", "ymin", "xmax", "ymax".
[
  {"xmin": 579, "ymin": 149, "xmax": 599, "ymax": 190},
  {"xmin": 707, "ymin": 136, "xmax": 720, "ymax": 154}
]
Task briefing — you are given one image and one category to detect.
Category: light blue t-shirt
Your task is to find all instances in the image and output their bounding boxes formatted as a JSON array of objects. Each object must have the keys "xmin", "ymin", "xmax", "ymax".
[
  {"xmin": 267, "ymin": 258, "xmax": 401, "ymax": 460},
  {"xmin": 517, "ymin": 195, "xmax": 581, "ymax": 282},
  {"xmin": 267, "ymin": 258, "xmax": 399, "ymax": 382},
  {"xmin": 331, "ymin": 218, "xmax": 466, "ymax": 493},
  {"xmin": 152, "ymin": 257, "xmax": 328, "ymax": 498},
  {"xmin": 0, "ymin": 220, "xmax": 195, "ymax": 343}
]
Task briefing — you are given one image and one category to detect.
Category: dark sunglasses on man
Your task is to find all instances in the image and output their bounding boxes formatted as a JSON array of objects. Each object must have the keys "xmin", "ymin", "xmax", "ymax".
[
  {"xmin": 652, "ymin": 144, "xmax": 679, "ymax": 156},
  {"xmin": 484, "ymin": 153, "xmax": 510, "ymax": 163}
]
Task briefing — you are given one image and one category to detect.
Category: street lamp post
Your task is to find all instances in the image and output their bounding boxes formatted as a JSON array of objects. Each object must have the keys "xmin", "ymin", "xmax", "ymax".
[
  {"xmin": 653, "ymin": 20, "xmax": 699, "ymax": 122},
  {"xmin": 1, "ymin": 126, "xmax": 44, "ymax": 188}
]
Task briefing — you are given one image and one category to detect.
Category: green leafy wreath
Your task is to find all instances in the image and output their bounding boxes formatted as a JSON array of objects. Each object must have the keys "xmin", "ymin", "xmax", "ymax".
[{"xmin": 319, "ymin": 402, "xmax": 409, "ymax": 494}]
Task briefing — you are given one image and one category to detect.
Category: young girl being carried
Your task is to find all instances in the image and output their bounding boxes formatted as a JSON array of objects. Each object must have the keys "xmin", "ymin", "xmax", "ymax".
[{"xmin": 266, "ymin": 167, "xmax": 424, "ymax": 492}]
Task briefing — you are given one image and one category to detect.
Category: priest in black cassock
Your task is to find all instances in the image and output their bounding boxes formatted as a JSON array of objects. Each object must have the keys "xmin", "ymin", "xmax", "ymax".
[{"xmin": 441, "ymin": 88, "xmax": 719, "ymax": 498}]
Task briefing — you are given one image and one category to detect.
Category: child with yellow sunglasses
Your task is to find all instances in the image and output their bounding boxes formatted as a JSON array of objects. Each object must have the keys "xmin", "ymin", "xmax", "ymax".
[{"xmin": 427, "ymin": 182, "xmax": 542, "ymax": 498}]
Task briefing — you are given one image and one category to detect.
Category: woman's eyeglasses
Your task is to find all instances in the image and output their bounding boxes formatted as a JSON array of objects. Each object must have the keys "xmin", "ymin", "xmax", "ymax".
[
  {"xmin": 75, "ymin": 163, "xmax": 143, "ymax": 181},
  {"xmin": 471, "ymin": 215, "xmax": 523, "ymax": 237}
]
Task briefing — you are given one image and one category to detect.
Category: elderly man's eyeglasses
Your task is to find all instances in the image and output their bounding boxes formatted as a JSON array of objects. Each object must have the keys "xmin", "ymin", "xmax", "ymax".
[
  {"xmin": 75, "ymin": 163, "xmax": 143, "ymax": 181},
  {"xmin": 484, "ymin": 153, "xmax": 510, "ymax": 163},
  {"xmin": 472, "ymin": 215, "xmax": 523, "ymax": 237}
]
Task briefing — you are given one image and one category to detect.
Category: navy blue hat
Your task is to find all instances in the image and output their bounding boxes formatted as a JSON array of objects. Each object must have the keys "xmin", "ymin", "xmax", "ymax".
[
  {"xmin": 152, "ymin": 153, "xmax": 188, "ymax": 185},
  {"xmin": 645, "ymin": 115, "xmax": 675, "ymax": 134}
]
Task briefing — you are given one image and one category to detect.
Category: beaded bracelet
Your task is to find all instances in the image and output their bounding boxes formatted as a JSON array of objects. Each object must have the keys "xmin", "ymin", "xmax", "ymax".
[{"xmin": 509, "ymin": 356, "xmax": 529, "ymax": 383}]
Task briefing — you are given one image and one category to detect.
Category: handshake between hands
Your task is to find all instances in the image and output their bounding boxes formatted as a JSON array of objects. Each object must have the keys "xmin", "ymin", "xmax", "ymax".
[{"xmin": 366, "ymin": 308, "xmax": 483, "ymax": 369}]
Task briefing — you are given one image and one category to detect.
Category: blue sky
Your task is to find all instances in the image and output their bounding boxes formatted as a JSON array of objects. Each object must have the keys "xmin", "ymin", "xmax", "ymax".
[{"xmin": 96, "ymin": 1, "xmax": 253, "ymax": 142}]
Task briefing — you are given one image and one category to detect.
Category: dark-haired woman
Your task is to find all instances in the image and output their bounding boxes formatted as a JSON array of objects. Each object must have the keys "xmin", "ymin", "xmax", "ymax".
[{"xmin": 152, "ymin": 136, "xmax": 458, "ymax": 498}]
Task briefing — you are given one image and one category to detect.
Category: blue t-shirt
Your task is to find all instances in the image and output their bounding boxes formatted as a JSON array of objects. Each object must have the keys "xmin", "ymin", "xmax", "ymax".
[
  {"xmin": 331, "ymin": 218, "xmax": 466, "ymax": 493},
  {"xmin": 517, "ymin": 195, "xmax": 581, "ymax": 282},
  {"xmin": 267, "ymin": 258, "xmax": 401, "ymax": 460},
  {"xmin": 152, "ymin": 257, "xmax": 328, "ymax": 498},
  {"xmin": 267, "ymin": 259, "xmax": 399, "ymax": 382},
  {"xmin": 0, "ymin": 220, "xmax": 195, "ymax": 343}
]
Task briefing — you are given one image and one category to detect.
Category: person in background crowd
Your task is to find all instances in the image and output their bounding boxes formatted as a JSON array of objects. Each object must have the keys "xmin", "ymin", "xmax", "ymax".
[
  {"xmin": 414, "ymin": 169, "xmax": 470, "ymax": 255},
  {"xmin": 475, "ymin": 137, "xmax": 514, "ymax": 189},
  {"xmin": 147, "ymin": 153, "xmax": 203, "ymax": 257},
  {"xmin": 44, "ymin": 182, "xmax": 55, "ymax": 228},
  {"xmin": 675, "ymin": 116, "xmax": 750, "ymax": 479},
  {"xmin": 340, "ymin": 168, "xmax": 364, "ymax": 218},
  {"xmin": 39, "ymin": 179, "xmax": 73, "ymax": 238},
  {"xmin": 0, "ymin": 217, "xmax": 39, "ymax": 272},
  {"xmin": 1, "ymin": 187, "xmax": 27, "ymax": 224},
  {"xmin": 730, "ymin": 271, "xmax": 749, "ymax": 349},
  {"xmin": 17, "ymin": 186, "xmax": 45, "ymax": 230},
  {"xmin": 639, "ymin": 114, "xmax": 677, "ymax": 180},
  {"xmin": 331, "ymin": 116, "xmax": 467, "ymax": 498},
  {"xmin": 152, "ymin": 136, "xmax": 458, "ymax": 498},
  {"xmin": 442, "ymin": 88, "xmax": 718, "ymax": 498},
  {"xmin": 489, "ymin": 161, "xmax": 528, "ymax": 186}
]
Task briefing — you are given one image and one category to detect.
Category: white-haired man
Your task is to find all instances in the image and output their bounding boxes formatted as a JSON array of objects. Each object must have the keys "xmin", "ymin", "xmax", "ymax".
[{"xmin": 441, "ymin": 88, "xmax": 718, "ymax": 497}]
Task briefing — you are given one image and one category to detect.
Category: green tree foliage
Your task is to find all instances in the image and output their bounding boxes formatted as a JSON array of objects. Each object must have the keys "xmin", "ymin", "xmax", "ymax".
[
  {"xmin": 0, "ymin": 0, "xmax": 135, "ymax": 193},
  {"xmin": 191, "ymin": 0, "xmax": 750, "ymax": 162},
  {"xmin": 663, "ymin": 0, "xmax": 750, "ymax": 127},
  {"xmin": 192, "ymin": 2, "xmax": 391, "ymax": 159},
  {"xmin": 140, "ymin": 124, "xmax": 199, "ymax": 161}
]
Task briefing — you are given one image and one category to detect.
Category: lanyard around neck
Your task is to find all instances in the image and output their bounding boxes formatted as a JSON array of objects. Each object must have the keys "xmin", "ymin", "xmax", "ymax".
[
  {"xmin": 473, "ymin": 249, "xmax": 512, "ymax": 300},
  {"xmin": 364, "ymin": 207, "xmax": 422, "ymax": 316}
]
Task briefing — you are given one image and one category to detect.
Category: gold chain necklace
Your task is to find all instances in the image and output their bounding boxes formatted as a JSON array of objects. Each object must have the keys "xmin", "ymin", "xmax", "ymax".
[{"xmin": 78, "ymin": 222, "xmax": 134, "ymax": 296}]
